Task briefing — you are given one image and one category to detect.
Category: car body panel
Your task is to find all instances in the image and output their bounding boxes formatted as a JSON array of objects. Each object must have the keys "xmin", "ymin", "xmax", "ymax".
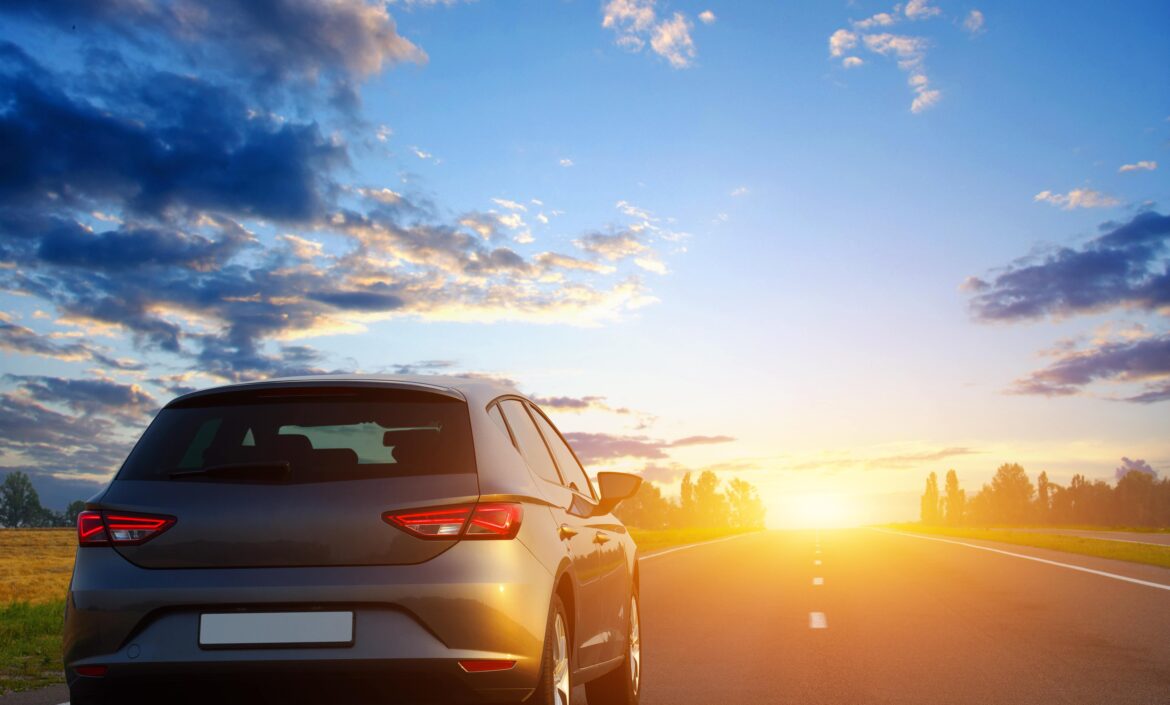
[{"xmin": 64, "ymin": 374, "xmax": 640, "ymax": 703}]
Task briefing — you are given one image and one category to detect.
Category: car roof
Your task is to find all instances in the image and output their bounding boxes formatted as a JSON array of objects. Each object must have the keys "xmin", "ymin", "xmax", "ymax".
[{"xmin": 167, "ymin": 374, "xmax": 523, "ymax": 410}]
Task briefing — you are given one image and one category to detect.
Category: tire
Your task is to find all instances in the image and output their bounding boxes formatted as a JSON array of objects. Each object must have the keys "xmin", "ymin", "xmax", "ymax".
[
  {"xmin": 584, "ymin": 592, "xmax": 640, "ymax": 705},
  {"xmin": 528, "ymin": 593, "xmax": 572, "ymax": 705}
]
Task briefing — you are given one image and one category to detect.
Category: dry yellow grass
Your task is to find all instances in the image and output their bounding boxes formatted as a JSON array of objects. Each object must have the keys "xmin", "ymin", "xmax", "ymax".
[{"xmin": 0, "ymin": 529, "xmax": 76, "ymax": 604}]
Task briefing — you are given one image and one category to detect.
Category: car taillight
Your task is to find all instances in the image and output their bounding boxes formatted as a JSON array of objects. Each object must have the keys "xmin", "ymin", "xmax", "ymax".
[
  {"xmin": 77, "ymin": 510, "xmax": 175, "ymax": 546},
  {"xmin": 383, "ymin": 503, "xmax": 522, "ymax": 540}
]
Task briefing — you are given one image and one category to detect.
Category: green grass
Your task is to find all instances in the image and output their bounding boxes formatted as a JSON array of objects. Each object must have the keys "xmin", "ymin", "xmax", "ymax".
[
  {"xmin": 0, "ymin": 529, "xmax": 74, "ymax": 695},
  {"xmin": 888, "ymin": 523, "xmax": 1170, "ymax": 570},
  {"xmin": 628, "ymin": 526, "xmax": 760, "ymax": 554},
  {"xmin": 0, "ymin": 601, "xmax": 65, "ymax": 695}
]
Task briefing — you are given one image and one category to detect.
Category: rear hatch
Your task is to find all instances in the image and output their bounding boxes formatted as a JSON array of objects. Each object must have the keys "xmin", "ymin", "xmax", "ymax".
[{"xmin": 98, "ymin": 384, "xmax": 479, "ymax": 568}]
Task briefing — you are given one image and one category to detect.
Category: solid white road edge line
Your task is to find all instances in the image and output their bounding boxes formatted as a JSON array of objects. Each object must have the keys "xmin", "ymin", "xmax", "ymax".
[
  {"xmin": 809, "ymin": 612, "xmax": 827, "ymax": 629},
  {"xmin": 875, "ymin": 529, "xmax": 1170, "ymax": 592},
  {"xmin": 638, "ymin": 531, "xmax": 758, "ymax": 562}
]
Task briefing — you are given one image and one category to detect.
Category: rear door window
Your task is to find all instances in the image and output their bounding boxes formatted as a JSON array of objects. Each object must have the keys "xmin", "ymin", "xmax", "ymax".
[
  {"xmin": 529, "ymin": 405, "xmax": 595, "ymax": 498},
  {"xmin": 117, "ymin": 387, "xmax": 475, "ymax": 483},
  {"xmin": 499, "ymin": 399, "xmax": 562, "ymax": 484}
]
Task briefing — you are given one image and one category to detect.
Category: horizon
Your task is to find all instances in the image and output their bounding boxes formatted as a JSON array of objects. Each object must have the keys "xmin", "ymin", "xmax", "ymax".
[{"xmin": 0, "ymin": 0, "xmax": 1167, "ymax": 529}]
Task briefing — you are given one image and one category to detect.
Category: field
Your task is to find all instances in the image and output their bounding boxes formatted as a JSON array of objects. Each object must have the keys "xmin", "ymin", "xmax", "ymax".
[
  {"xmin": 1, "ymin": 529, "xmax": 74, "ymax": 694},
  {"xmin": 889, "ymin": 524, "xmax": 1170, "ymax": 569}
]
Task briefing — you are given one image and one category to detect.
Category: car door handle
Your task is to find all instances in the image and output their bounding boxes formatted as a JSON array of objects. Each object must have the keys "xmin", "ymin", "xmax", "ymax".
[
  {"xmin": 558, "ymin": 525, "xmax": 579, "ymax": 540},
  {"xmin": 593, "ymin": 532, "xmax": 610, "ymax": 544}
]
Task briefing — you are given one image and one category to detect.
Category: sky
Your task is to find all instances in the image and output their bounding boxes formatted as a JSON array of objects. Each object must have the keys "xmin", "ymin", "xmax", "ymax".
[{"xmin": 0, "ymin": 0, "xmax": 1167, "ymax": 526}]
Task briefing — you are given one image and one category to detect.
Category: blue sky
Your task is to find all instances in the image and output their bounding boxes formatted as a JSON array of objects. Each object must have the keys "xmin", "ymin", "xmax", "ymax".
[{"xmin": 0, "ymin": 0, "xmax": 1167, "ymax": 525}]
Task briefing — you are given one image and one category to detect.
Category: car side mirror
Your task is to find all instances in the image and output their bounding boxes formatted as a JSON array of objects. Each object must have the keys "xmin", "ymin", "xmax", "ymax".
[{"xmin": 594, "ymin": 472, "xmax": 642, "ymax": 515}]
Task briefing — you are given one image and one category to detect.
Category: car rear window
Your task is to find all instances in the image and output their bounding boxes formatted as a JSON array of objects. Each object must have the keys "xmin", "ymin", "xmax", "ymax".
[{"xmin": 117, "ymin": 386, "xmax": 476, "ymax": 483}]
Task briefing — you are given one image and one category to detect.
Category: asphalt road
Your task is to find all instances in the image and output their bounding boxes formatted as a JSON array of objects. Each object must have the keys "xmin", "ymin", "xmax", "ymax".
[
  {"xmin": 636, "ymin": 529, "xmax": 1170, "ymax": 705},
  {"xmin": 8, "ymin": 529, "xmax": 1169, "ymax": 705}
]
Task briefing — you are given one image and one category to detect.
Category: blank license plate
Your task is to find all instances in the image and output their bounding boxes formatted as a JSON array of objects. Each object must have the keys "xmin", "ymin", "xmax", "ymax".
[{"xmin": 199, "ymin": 611, "xmax": 354, "ymax": 647}]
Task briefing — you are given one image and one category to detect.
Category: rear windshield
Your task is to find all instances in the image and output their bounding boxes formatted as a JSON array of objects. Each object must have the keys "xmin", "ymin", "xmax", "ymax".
[{"xmin": 117, "ymin": 387, "xmax": 475, "ymax": 483}]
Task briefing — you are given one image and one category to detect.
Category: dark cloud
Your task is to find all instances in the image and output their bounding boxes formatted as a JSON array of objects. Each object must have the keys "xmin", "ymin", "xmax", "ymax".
[
  {"xmin": 530, "ymin": 395, "xmax": 631, "ymax": 415},
  {"xmin": 4, "ymin": 375, "xmax": 157, "ymax": 421},
  {"xmin": 563, "ymin": 432, "xmax": 735, "ymax": 464},
  {"xmin": 1009, "ymin": 334, "xmax": 1170, "ymax": 401},
  {"xmin": 0, "ymin": 391, "xmax": 133, "ymax": 479},
  {"xmin": 0, "ymin": 0, "xmax": 425, "ymax": 90},
  {"xmin": 1115, "ymin": 457, "xmax": 1157, "ymax": 481},
  {"xmin": 0, "ymin": 56, "xmax": 346, "ymax": 222},
  {"xmin": 967, "ymin": 211, "xmax": 1170, "ymax": 322},
  {"xmin": 0, "ymin": 317, "xmax": 144, "ymax": 370}
]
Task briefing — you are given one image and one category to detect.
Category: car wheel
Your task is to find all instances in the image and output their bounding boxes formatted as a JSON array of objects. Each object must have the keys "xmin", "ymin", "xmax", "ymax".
[
  {"xmin": 529, "ymin": 593, "xmax": 572, "ymax": 705},
  {"xmin": 584, "ymin": 592, "xmax": 640, "ymax": 705}
]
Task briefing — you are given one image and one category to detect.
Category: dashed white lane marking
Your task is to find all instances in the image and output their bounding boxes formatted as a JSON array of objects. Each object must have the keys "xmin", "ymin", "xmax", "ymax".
[
  {"xmin": 638, "ymin": 531, "xmax": 758, "ymax": 562},
  {"xmin": 809, "ymin": 611, "xmax": 827, "ymax": 629},
  {"xmin": 812, "ymin": 576, "xmax": 824, "ymax": 586},
  {"xmin": 814, "ymin": 558, "xmax": 822, "ymax": 566},
  {"xmin": 875, "ymin": 529, "xmax": 1170, "ymax": 593}
]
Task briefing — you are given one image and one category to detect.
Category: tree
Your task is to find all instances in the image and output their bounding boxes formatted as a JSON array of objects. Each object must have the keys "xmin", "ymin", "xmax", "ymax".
[
  {"xmin": 920, "ymin": 471, "xmax": 942, "ymax": 524},
  {"xmin": 65, "ymin": 500, "xmax": 87, "ymax": 527},
  {"xmin": 614, "ymin": 482, "xmax": 673, "ymax": 529},
  {"xmin": 943, "ymin": 469, "xmax": 965, "ymax": 524},
  {"xmin": 726, "ymin": 478, "xmax": 766, "ymax": 529},
  {"xmin": 989, "ymin": 463, "xmax": 1034, "ymax": 524},
  {"xmin": 0, "ymin": 471, "xmax": 45, "ymax": 528},
  {"xmin": 692, "ymin": 470, "xmax": 730, "ymax": 527},
  {"xmin": 1036, "ymin": 471, "xmax": 1051, "ymax": 523}
]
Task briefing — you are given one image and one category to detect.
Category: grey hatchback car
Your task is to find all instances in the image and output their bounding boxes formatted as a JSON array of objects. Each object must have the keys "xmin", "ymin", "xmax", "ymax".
[{"xmin": 64, "ymin": 375, "xmax": 644, "ymax": 705}]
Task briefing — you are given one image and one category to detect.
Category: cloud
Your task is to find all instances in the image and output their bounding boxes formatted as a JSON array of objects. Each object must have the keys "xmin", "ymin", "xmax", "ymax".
[
  {"xmin": 853, "ymin": 13, "xmax": 896, "ymax": 30},
  {"xmin": 0, "ymin": 35, "xmax": 680, "ymax": 385},
  {"xmin": 650, "ymin": 12, "xmax": 697, "ymax": 68},
  {"xmin": 0, "ymin": 381, "xmax": 143, "ymax": 485},
  {"xmin": 4, "ymin": 375, "xmax": 156, "ymax": 421},
  {"xmin": 563, "ymin": 431, "xmax": 734, "ymax": 463},
  {"xmin": 829, "ymin": 29, "xmax": 857, "ymax": 58},
  {"xmin": 830, "ymin": 1, "xmax": 955, "ymax": 113},
  {"xmin": 967, "ymin": 211, "xmax": 1170, "ymax": 322},
  {"xmin": 963, "ymin": 9, "xmax": 985, "ymax": 34},
  {"xmin": 904, "ymin": 0, "xmax": 941, "ymax": 20},
  {"xmin": 698, "ymin": 10, "xmax": 716, "ymax": 25},
  {"xmin": 376, "ymin": 124, "xmax": 393, "ymax": 142},
  {"xmin": 491, "ymin": 198, "xmax": 528, "ymax": 212},
  {"xmin": 574, "ymin": 231, "xmax": 648, "ymax": 260},
  {"xmin": 559, "ymin": 158, "xmax": 575, "ymax": 167},
  {"xmin": 601, "ymin": 0, "xmax": 699, "ymax": 68},
  {"xmin": 866, "ymin": 446, "xmax": 980, "ymax": 469},
  {"xmin": 1119, "ymin": 160, "xmax": 1157, "ymax": 173},
  {"xmin": 1115, "ymin": 457, "xmax": 1157, "ymax": 480},
  {"xmin": 1009, "ymin": 334, "xmax": 1170, "ymax": 401},
  {"xmin": 529, "ymin": 395, "xmax": 631, "ymax": 415},
  {"xmin": 969, "ymin": 211, "xmax": 1170, "ymax": 403},
  {"xmin": 0, "ymin": 0, "xmax": 426, "ymax": 93},
  {"xmin": 730, "ymin": 186, "xmax": 749, "ymax": 197},
  {"xmin": 0, "ymin": 315, "xmax": 144, "ymax": 370},
  {"xmin": 1033, "ymin": 188, "xmax": 1122, "ymax": 210},
  {"xmin": 0, "ymin": 55, "xmax": 346, "ymax": 222}
]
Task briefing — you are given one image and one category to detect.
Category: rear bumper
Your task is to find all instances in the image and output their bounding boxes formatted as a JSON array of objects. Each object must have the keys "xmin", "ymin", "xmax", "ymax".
[
  {"xmin": 64, "ymin": 539, "xmax": 555, "ymax": 703},
  {"xmin": 66, "ymin": 660, "xmax": 530, "ymax": 704}
]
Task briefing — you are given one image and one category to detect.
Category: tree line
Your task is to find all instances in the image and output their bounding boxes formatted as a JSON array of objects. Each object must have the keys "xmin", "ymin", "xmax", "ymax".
[
  {"xmin": 919, "ymin": 462, "xmax": 1170, "ymax": 527},
  {"xmin": 614, "ymin": 470, "xmax": 767, "ymax": 530},
  {"xmin": 0, "ymin": 471, "xmax": 85, "ymax": 528}
]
